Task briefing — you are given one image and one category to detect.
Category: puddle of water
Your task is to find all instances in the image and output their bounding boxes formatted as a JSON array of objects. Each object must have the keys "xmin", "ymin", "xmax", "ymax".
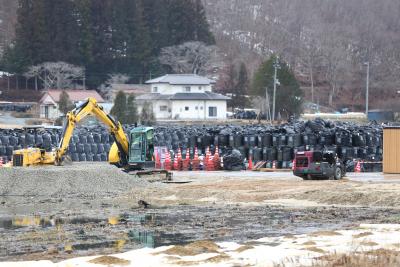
[{"xmin": 0, "ymin": 216, "xmax": 63, "ymax": 229}]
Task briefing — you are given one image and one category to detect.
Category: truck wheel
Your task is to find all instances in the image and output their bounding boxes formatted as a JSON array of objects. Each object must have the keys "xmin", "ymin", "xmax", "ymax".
[{"xmin": 334, "ymin": 167, "xmax": 342, "ymax": 180}]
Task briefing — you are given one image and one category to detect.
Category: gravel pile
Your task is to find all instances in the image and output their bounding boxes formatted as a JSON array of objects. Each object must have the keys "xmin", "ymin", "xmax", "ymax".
[{"xmin": 0, "ymin": 163, "xmax": 148, "ymax": 198}]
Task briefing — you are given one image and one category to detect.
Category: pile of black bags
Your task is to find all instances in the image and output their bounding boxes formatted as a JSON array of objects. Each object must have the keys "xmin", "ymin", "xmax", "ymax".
[{"xmin": 0, "ymin": 119, "xmax": 384, "ymax": 170}]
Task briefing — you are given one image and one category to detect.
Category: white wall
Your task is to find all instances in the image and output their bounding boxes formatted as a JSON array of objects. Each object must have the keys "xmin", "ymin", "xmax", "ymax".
[
  {"xmin": 171, "ymin": 100, "xmax": 227, "ymax": 120},
  {"xmin": 151, "ymin": 83, "xmax": 212, "ymax": 94},
  {"xmin": 152, "ymin": 100, "xmax": 171, "ymax": 119},
  {"xmin": 40, "ymin": 104, "xmax": 61, "ymax": 119}
]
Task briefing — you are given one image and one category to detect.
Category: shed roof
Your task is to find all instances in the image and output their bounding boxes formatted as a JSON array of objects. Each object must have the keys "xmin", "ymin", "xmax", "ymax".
[
  {"xmin": 146, "ymin": 74, "xmax": 215, "ymax": 85},
  {"xmin": 40, "ymin": 90, "xmax": 105, "ymax": 104}
]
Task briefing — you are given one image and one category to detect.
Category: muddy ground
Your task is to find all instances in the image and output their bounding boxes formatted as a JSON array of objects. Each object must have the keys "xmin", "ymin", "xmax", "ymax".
[{"xmin": 1, "ymin": 163, "xmax": 400, "ymax": 262}]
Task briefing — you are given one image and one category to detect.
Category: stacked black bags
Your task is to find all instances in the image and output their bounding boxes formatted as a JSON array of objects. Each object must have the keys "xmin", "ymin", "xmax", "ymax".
[{"xmin": 0, "ymin": 119, "xmax": 384, "ymax": 170}]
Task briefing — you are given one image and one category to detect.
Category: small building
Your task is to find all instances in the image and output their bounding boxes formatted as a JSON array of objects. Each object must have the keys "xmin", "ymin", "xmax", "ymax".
[
  {"xmin": 39, "ymin": 90, "xmax": 105, "ymax": 119},
  {"xmin": 137, "ymin": 74, "xmax": 230, "ymax": 120},
  {"xmin": 383, "ymin": 126, "xmax": 400, "ymax": 173},
  {"xmin": 368, "ymin": 109, "xmax": 394, "ymax": 122},
  {"xmin": 110, "ymin": 84, "xmax": 150, "ymax": 101}
]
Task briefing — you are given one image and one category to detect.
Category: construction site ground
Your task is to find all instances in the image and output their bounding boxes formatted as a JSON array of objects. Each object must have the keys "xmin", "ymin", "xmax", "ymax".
[{"xmin": 1, "ymin": 163, "xmax": 400, "ymax": 263}]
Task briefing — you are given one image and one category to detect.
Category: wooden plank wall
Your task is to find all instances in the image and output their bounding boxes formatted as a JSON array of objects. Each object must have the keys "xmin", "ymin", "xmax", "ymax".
[{"xmin": 383, "ymin": 128, "xmax": 400, "ymax": 173}]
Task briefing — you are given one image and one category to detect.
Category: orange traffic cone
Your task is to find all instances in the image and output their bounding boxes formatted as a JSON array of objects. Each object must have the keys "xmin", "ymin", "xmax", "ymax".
[
  {"xmin": 355, "ymin": 161, "xmax": 361, "ymax": 173},
  {"xmin": 292, "ymin": 159, "xmax": 296, "ymax": 171},
  {"xmin": 173, "ymin": 154, "xmax": 179, "ymax": 170},
  {"xmin": 192, "ymin": 147, "xmax": 200, "ymax": 171},
  {"xmin": 204, "ymin": 147, "xmax": 210, "ymax": 170},
  {"xmin": 207, "ymin": 153, "xmax": 214, "ymax": 171},
  {"xmin": 164, "ymin": 151, "xmax": 172, "ymax": 171},
  {"xmin": 213, "ymin": 146, "xmax": 221, "ymax": 171},
  {"xmin": 248, "ymin": 156, "xmax": 253, "ymax": 170},
  {"xmin": 177, "ymin": 148, "xmax": 183, "ymax": 171},
  {"xmin": 0, "ymin": 157, "xmax": 3, "ymax": 168},
  {"xmin": 155, "ymin": 152, "xmax": 161, "ymax": 169},
  {"xmin": 183, "ymin": 149, "xmax": 190, "ymax": 171},
  {"xmin": 272, "ymin": 160, "xmax": 277, "ymax": 170}
]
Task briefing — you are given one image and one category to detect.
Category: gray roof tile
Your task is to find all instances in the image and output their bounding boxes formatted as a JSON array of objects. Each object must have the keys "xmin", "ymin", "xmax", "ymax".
[{"xmin": 146, "ymin": 74, "xmax": 215, "ymax": 85}]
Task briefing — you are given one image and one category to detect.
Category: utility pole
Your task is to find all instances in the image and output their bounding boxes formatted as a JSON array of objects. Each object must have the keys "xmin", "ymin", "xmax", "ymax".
[
  {"xmin": 272, "ymin": 58, "xmax": 280, "ymax": 122},
  {"xmin": 265, "ymin": 87, "xmax": 271, "ymax": 122},
  {"xmin": 364, "ymin": 61, "xmax": 370, "ymax": 115}
]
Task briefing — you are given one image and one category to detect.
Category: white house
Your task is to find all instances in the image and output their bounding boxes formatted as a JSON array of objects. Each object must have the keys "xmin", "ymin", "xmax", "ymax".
[
  {"xmin": 39, "ymin": 90, "xmax": 105, "ymax": 119},
  {"xmin": 136, "ymin": 74, "xmax": 230, "ymax": 120}
]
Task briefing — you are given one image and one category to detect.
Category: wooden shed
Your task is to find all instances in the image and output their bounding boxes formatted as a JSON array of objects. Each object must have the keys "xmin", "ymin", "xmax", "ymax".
[{"xmin": 383, "ymin": 127, "xmax": 400, "ymax": 173}]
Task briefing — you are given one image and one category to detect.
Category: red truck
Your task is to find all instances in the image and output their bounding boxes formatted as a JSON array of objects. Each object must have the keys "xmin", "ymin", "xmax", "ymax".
[{"xmin": 293, "ymin": 151, "xmax": 346, "ymax": 180}]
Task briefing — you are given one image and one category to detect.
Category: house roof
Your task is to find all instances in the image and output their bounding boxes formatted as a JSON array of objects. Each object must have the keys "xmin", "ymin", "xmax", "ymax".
[
  {"xmin": 40, "ymin": 90, "xmax": 105, "ymax": 104},
  {"xmin": 136, "ymin": 92, "xmax": 230, "ymax": 101},
  {"xmin": 146, "ymin": 74, "xmax": 215, "ymax": 85},
  {"xmin": 111, "ymin": 84, "xmax": 150, "ymax": 96}
]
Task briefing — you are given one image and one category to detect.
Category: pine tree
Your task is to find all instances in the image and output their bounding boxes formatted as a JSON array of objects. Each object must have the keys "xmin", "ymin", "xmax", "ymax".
[
  {"xmin": 140, "ymin": 101, "xmax": 156, "ymax": 125},
  {"xmin": 3, "ymin": 0, "xmax": 215, "ymax": 86},
  {"xmin": 231, "ymin": 62, "xmax": 249, "ymax": 109},
  {"xmin": 111, "ymin": 90, "xmax": 127, "ymax": 123},
  {"xmin": 126, "ymin": 94, "xmax": 138, "ymax": 124},
  {"xmin": 58, "ymin": 90, "xmax": 74, "ymax": 114},
  {"xmin": 192, "ymin": 0, "xmax": 215, "ymax": 44},
  {"xmin": 251, "ymin": 55, "xmax": 304, "ymax": 118}
]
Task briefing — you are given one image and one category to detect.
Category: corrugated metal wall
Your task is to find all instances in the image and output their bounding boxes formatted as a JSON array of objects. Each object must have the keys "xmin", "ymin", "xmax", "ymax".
[{"xmin": 383, "ymin": 128, "xmax": 400, "ymax": 173}]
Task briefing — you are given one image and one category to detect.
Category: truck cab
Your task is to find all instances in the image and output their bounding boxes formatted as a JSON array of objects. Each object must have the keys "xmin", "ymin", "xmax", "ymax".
[
  {"xmin": 128, "ymin": 127, "xmax": 155, "ymax": 170},
  {"xmin": 293, "ymin": 151, "xmax": 346, "ymax": 180}
]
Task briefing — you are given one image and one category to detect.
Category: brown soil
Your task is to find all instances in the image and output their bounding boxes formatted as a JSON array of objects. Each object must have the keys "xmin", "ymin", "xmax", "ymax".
[
  {"xmin": 125, "ymin": 173, "xmax": 400, "ymax": 208},
  {"xmin": 360, "ymin": 241, "xmax": 379, "ymax": 246},
  {"xmin": 303, "ymin": 241, "xmax": 317, "ymax": 246},
  {"xmin": 309, "ymin": 231, "xmax": 342, "ymax": 237},
  {"xmin": 353, "ymin": 232, "xmax": 373, "ymax": 238},
  {"xmin": 88, "ymin": 255, "xmax": 130, "ymax": 266},
  {"xmin": 161, "ymin": 240, "xmax": 220, "ymax": 256},
  {"xmin": 235, "ymin": 245, "xmax": 254, "ymax": 253},
  {"xmin": 305, "ymin": 247, "xmax": 327, "ymax": 254}
]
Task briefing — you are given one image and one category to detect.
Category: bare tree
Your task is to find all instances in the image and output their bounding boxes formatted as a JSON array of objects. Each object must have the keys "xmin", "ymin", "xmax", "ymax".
[
  {"xmin": 98, "ymin": 73, "xmax": 131, "ymax": 100},
  {"xmin": 25, "ymin": 62, "xmax": 84, "ymax": 90},
  {"xmin": 159, "ymin": 41, "xmax": 222, "ymax": 75}
]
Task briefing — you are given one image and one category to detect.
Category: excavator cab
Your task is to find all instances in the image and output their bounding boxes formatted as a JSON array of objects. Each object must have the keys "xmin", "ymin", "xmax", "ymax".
[{"xmin": 128, "ymin": 127, "xmax": 155, "ymax": 170}]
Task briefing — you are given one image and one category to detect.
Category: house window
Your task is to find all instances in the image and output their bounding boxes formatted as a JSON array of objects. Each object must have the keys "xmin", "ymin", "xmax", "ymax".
[
  {"xmin": 160, "ymin": 105, "xmax": 168, "ymax": 112},
  {"xmin": 195, "ymin": 106, "xmax": 199, "ymax": 110},
  {"xmin": 184, "ymin": 86, "xmax": 191, "ymax": 92},
  {"xmin": 209, "ymin": 107, "xmax": 217, "ymax": 117},
  {"xmin": 185, "ymin": 106, "xmax": 189, "ymax": 111},
  {"xmin": 153, "ymin": 87, "xmax": 158, "ymax": 93},
  {"xmin": 200, "ymin": 106, "xmax": 204, "ymax": 110},
  {"xmin": 199, "ymin": 86, "xmax": 202, "ymax": 90}
]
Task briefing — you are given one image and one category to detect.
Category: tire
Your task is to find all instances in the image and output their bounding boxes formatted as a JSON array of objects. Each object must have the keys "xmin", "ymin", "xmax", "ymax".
[{"xmin": 334, "ymin": 167, "xmax": 342, "ymax": 180}]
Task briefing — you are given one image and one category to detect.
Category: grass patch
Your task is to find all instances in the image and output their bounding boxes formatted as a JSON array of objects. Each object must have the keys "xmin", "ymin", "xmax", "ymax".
[
  {"xmin": 353, "ymin": 232, "xmax": 373, "ymax": 238},
  {"xmin": 360, "ymin": 241, "xmax": 378, "ymax": 246},
  {"xmin": 305, "ymin": 247, "xmax": 327, "ymax": 254},
  {"xmin": 235, "ymin": 245, "xmax": 254, "ymax": 253},
  {"xmin": 309, "ymin": 230, "xmax": 342, "ymax": 237},
  {"xmin": 303, "ymin": 241, "xmax": 317, "ymax": 246},
  {"xmin": 314, "ymin": 249, "xmax": 400, "ymax": 267},
  {"xmin": 161, "ymin": 240, "xmax": 220, "ymax": 256},
  {"xmin": 88, "ymin": 256, "xmax": 130, "ymax": 266}
]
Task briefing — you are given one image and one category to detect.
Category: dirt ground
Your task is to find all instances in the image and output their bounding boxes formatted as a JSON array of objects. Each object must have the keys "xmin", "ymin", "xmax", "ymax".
[
  {"xmin": 123, "ymin": 171, "xmax": 400, "ymax": 208},
  {"xmin": 1, "ymin": 163, "xmax": 400, "ymax": 262}
]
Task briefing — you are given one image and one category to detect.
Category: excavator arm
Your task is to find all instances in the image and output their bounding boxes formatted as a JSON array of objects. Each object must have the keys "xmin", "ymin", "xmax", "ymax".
[{"xmin": 55, "ymin": 97, "xmax": 129, "ymax": 166}]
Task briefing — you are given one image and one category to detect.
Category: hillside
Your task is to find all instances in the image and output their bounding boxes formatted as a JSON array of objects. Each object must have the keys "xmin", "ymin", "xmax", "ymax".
[{"xmin": 203, "ymin": 0, "xmax": 400, "ymax": 110}]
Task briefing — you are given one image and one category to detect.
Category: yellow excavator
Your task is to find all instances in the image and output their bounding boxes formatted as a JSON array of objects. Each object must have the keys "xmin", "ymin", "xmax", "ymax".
[{"xmin": 12, "ymin": 98, "xmax": 170, "ymax": 178}]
